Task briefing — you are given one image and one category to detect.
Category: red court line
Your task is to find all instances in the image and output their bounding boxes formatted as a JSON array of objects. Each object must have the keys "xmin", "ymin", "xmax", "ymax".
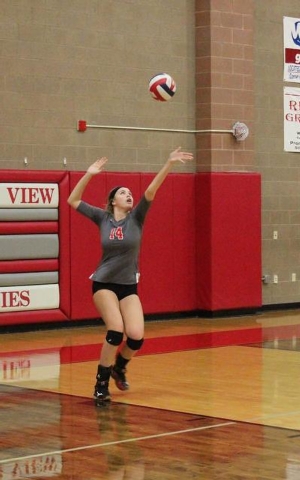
[
  {"xmin": 59, "ymin": 327, "xmax": 263, "ymax": 363},
  {"xmin": 0, "ymin": 327, "xmax": 262, "ymax": 364},
  {"xmin": 1, "ymin": 323, "xmax": 300, "ymax": 365}
]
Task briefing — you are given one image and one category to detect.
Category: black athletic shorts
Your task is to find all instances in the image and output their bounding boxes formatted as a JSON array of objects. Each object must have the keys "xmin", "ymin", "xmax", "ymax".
[{"xmin": 92, "ymin": 281, "xmax": 138, "ymax": 301}]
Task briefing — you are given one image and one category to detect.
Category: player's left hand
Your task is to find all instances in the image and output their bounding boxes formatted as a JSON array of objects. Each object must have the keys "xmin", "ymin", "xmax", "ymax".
[{"xmin": 168, "ymin": 147, "xmax": 194, "ymax": 164}]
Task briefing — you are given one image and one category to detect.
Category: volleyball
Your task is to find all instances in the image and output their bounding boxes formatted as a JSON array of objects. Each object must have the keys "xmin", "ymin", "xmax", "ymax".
[{"xmin": 148, "ymin": 73, "xmax": 176, "ymax": 101}]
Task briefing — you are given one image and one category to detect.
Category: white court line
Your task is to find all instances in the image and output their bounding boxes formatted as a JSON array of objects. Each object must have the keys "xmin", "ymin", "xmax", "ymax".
[{"xmin": 0, "ymin": 421, "xmax": 235, "ymax": 465}]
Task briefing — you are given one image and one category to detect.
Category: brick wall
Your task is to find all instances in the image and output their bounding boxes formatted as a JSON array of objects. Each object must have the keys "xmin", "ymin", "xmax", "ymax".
[
  {"xmin": 0, "ymin": 0, "xmax": 195, "ymax": 172},
  {"xmin": 195, "ymin": 0, "xmax": 255, "ymax": 171},
  {"xmin": 255, "ymin": 2, "xmax": 300, "ymax": 305}
]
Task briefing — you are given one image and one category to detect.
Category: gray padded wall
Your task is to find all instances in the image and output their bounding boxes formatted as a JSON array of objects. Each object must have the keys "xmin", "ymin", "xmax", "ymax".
[{"xmin": 0, "ymin": 234, "xmax": 59, "ymax": 260}]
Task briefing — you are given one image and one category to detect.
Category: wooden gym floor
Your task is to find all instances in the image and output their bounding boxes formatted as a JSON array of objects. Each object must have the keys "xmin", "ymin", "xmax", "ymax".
[{"xmin": 1, "ymin": 310, "xmax": 300, "ymax": 479}]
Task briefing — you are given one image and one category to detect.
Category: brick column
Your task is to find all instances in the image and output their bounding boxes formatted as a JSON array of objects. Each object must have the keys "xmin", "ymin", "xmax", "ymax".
[
  {"xmin": 195, "ymin": 0, "xmax": 255, "ymax": 171},
  {"xmin": 194, "ymin": 1, "xmax": 261, "ymax": 314}
]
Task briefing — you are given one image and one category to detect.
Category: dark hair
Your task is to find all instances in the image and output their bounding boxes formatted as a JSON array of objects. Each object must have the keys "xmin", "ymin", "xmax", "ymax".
[{"xmin": 106, "ymin": 186, "xmax": 123, "ymax": 213}]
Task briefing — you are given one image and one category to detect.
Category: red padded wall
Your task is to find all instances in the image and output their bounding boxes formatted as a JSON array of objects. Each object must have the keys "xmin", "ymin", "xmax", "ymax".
[
  {"xmin": 0, "ymin": 170, "xmax": 70, "ymax": 326},
  {"xmin": 69, "ymin": 172, "xmax": 197, "ymax": 319},
  {"xmin": 140, "ymin": 174, "xmax": 197, "ymax": 314},
  {"xmin": 0, "ymin": 259, "xmax": 58, "ymax": 273},
  {"xmin": 0, "ymin": 222, "xmax": 58, "ymax": 234},
  {"xmin": 58, "ymin": 173, "xmax": 71, "ymax": 318},
  {"xmin": 69, "ymin": 172, "xmax": 105, "ymax": 320},
  {"xmin": 0, "ymin": 169, "xmax": 262, "ymax": 326},
  {"xmin": 140, "ymin": 174, "xmax": 175, "ymax": 313},
  {"xmin": 196, "ymin": 173, "xmax": 262, "ymax": 312},
  {"xmin": 172, "ymin": 175, "xmax": 197, "ymax": 310}
]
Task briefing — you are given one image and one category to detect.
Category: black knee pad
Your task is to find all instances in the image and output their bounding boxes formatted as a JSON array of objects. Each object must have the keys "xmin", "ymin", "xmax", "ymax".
[
  {"xmin": 106, "ymin": 330, "xmax": 123, "ymax": 346},
  {"xmin": 126, "ymin": 337, "xmax": 144, "ymax": 351}
]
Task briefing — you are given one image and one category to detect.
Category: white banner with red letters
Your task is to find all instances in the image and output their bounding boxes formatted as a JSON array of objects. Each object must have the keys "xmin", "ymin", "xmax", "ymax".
[
  {"xmin": 0, "ymin": 284, "xmax": 59, "ymax": 312},
  {"xmin": 0, "ymin": 183, "xmax": 59, "ymax": 208},
  {"xmin": 284, "ymin": 86, "xmax": 300, "ymax": 152}
]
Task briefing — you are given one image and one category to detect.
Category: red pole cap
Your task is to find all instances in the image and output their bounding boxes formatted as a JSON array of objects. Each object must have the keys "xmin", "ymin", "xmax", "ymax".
[{"xmin": 77, "ymin": 120, "xmax": 87, "ymax": 132}]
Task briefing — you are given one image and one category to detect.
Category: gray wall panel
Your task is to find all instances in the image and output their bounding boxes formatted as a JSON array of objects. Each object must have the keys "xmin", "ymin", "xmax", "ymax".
[
  {"xmin": 0, "ymin": 209, "xmax": 58, "ymax": 221},
  {"xmin": 0, "ymin": 272, "xmax": 58, "ymax": 286},
  {"xmin": 0, "ymin": 234, "xmax": 59, "ymax": 260}
]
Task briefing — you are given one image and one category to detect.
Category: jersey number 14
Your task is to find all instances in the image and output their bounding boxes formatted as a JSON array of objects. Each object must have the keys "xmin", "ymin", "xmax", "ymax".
[{"xmin": 109, "ymin": 227, "xmax": 124, "ymax": 240}]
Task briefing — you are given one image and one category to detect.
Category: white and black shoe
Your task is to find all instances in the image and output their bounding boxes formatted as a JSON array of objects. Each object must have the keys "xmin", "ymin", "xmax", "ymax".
[{"xmin": 94, "ymin": 379, "xmax": 111, "ymax": 405}]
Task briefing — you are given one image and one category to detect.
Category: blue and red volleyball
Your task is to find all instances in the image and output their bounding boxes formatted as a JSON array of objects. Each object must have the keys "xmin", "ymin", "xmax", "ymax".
[{"xmin": 148, "ymin": 73, "xmax": 176, "ymax": 101}]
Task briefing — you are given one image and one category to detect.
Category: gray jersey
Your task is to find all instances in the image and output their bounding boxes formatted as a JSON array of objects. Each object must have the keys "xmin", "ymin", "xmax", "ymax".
[{"xmin": 77, "ymin": 194, "xmax": 151, "ymax": 284}]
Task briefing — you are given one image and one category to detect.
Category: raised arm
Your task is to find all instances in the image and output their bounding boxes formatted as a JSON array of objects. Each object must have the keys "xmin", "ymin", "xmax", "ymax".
[
  {"xmin": 67, "ymin": 157, "xmax": 108, "ymax": 210},
  {"xmin": 144, "ymin": 147, "xmax": 193, "ymax": 202}
]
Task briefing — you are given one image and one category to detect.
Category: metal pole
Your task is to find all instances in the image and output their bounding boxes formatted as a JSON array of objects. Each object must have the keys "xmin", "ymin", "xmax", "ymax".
[
  {"xmin": 77, "ymin": 120, "xmax": 249, "ymax": 141},
  {"xmin": 86, "ymin": 124, "xmax": 234, "ymax": 134}
]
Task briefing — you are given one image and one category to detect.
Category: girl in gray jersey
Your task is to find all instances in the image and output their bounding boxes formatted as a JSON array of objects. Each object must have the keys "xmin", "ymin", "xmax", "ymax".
[{"xmin": 67, "ymin": 147, "xmax": 193, "ymax": 405}]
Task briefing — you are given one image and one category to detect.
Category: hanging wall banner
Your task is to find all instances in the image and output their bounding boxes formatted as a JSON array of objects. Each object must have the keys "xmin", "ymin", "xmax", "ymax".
[
  {"xmin": 284, "ymin": 86, "xmax": 300, "ymax": 151},
  {"xmin": 284, "ymin": 17, "xmax": 300, "ymax": 82}
]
